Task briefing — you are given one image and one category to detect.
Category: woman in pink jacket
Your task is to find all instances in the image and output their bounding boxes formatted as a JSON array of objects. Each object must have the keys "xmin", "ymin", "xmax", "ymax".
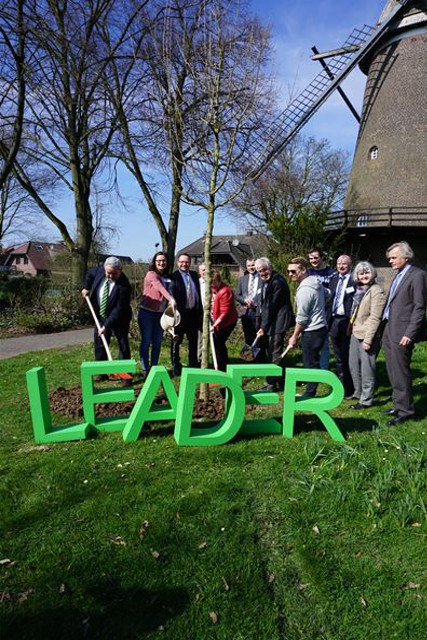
[
  {"xmin": 138, "ymin": 252, "xmax": 176, "ymax": 377},
  {"xmin": 210, "ymin": 270, "xmax": 238, "ymax": 371}
]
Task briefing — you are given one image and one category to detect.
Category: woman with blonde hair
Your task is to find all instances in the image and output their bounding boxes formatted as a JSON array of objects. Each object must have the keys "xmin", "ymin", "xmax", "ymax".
[{"xmin": 348, "ymin": 261, "xmax": 385, "ymax": 409}]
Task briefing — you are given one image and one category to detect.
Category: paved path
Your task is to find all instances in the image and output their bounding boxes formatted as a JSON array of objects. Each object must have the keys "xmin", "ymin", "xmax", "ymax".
[{"xmin": 0, "ymin": 328, "xmax": 93, "ymax": 360}]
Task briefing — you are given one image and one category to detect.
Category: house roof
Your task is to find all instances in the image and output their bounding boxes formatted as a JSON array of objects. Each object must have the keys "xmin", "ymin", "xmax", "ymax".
[
  {"xmin": 4, "ymin": 241, "xmax": 67, "ymax": 271},
  {"xmin": 178, "ymin": 233, "xmax": 269, "ymax": 267}
]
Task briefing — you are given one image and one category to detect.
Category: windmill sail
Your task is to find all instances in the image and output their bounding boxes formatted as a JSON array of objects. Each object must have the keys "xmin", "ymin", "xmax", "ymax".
[{"xmin": 247, "ymin": 0, "xmax": 410, "ymax": 180}]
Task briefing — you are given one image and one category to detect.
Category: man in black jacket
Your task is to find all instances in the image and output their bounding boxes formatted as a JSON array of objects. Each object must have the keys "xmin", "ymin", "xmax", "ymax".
[
  {"xmin": 170, "ymin": 253, "xmax": 202, "ymax": 376},
  {"xmin": 81, "ymin": 256, "xmax": 132, "ymax": 362},
  {"xmin": 255, "ymin": 257, "xmax": 295, "ymax": 391},
  {"xmin": 328, "ymin": 254, "xmax": 356, "ymax": 398}
]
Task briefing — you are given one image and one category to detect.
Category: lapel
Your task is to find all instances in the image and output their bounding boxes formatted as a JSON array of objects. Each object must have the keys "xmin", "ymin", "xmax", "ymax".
[{"xmin": 388, "ymin": 267, "xmax": 412, "ymax": 304}]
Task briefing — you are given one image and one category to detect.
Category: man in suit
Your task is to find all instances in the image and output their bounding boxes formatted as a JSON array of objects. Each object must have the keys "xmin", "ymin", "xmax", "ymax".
[
  {"xmin": 81, "ymin": 256, "xmax": 132, "ymax": 364},
  {"xmin": 382, "ymin": 241, "xmax": 427, "ymax": 425},
  {"xmin": 235, "ymin": 258, "xmax": 261, "ymax": 348},
  {"xmin": 328, "ymin": 254, "xmax": 356, "ymax": 398},
  {"xmin": 170, "ymin": 253, "xmax": 202, "ymax": 376},
  {"xmin": 255, "ymin": 257, "xmax": 294, "ymax": 391}
]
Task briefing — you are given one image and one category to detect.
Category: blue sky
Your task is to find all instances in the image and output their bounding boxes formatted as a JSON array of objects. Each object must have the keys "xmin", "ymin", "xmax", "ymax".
[{"xmin": 55, "ymin": 0, "xmax": 387, "ymax": 261}]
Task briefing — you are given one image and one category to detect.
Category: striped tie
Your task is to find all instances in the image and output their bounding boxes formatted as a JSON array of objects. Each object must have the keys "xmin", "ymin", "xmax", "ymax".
[
  {"xmin": 100, "ymin": 280, "xmax": 110, "ymax": 318},
  {"xmin": 333, "ymin": 276, "xmax": 344, "ymax": 315}
]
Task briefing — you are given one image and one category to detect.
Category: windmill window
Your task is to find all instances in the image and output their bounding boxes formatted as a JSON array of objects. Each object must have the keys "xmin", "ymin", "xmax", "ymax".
[{"xmin": 369, "ymin": 146, "xmax": 378, "ymax": 160}]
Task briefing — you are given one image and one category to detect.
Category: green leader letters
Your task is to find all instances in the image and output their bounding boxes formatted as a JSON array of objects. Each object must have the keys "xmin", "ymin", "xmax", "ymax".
[{"xmin": 26, "ymin": 361, "xmax": 345, "ymax": 445}]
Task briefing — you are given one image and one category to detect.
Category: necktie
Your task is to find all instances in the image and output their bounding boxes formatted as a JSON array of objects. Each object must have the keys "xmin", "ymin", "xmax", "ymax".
[
  {"xmin": 100, "ymin": 280, "xmax": 110, "ymax": 318},
  {"xmin": 186, "ymin": 274, "xmax": 194, "ymax": 308},
  {"xmin": 333, "ymin": 276, "xmax": 344, "ymax": 315},
  {"xmin": 248, "ymin": 274, "xmax": 255, "ymax": 299}
]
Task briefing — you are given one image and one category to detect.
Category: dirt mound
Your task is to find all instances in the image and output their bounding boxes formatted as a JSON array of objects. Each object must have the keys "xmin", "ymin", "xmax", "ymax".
[{"xmin": 49, "ymin": 385, "xmax": 226, "ymax": 422}]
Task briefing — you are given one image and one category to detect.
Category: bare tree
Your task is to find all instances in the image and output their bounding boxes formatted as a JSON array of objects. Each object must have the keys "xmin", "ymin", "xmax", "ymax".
[
  {"xmin": 0, "ymin": 0, "xmax": 26, "ymax": 191},
  {"xmin": 178, "ymin": 0, "xmax": 274, "ymax": 377},
  {"xmin": 0, "ymin": 173, "xmax": 49, "ymax": 246},
  {"xmin": 233, "ymin": 135, "xmax": 350, "ymax": 268},
  {"xmin": 105, "ymin": 0, "xmax": 219, "ymax": 266},
  {"xmin": 8, "ymin": 0, "xmax": 149, "ymax": 284}
]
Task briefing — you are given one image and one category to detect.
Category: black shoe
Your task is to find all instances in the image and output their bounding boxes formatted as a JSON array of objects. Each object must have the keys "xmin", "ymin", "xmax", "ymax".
[
  {"xmin": 384, "ymin": 408, "xmax": 397, "ymax": 416},
  {"xmin": 387, "ymin": 415, "xmax": 413, "ymax": 426},
  {"xmin": 351, "ymin": 403, "xmax": 370, "ymax": 410}
]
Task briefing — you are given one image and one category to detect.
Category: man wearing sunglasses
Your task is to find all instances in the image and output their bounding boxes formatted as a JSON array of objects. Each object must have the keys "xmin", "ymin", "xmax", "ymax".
[{"xmin": 287, "ymin": 257, "xmax": 329, "ymax": 399}]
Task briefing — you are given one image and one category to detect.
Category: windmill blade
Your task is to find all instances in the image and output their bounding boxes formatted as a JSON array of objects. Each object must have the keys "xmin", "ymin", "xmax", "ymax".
[{"xmin": 247, "ymin": 0, "xmax": 411, "ymax": 181}]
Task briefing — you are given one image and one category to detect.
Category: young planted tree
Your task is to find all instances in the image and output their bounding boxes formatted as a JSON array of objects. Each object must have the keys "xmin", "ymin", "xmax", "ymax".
[{"xmin": 179, "ymin": 0, "xmax": 274, "ymax": 374}]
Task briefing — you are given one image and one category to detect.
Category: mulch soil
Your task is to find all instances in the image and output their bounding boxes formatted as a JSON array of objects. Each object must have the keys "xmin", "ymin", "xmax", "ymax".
[{"xmin": 49, "ymin": 383, "xmax": 227, "ymax": 422}]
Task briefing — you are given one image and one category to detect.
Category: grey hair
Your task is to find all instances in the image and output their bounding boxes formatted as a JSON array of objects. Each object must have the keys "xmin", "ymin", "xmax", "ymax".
[
  {"xmin": 104, "ymin": 256, "xmax": 122, "ymax": 269},
  {"xmin": 386, "ymin": 241, "xmax": 414, "ymax": 261},
  {"xmin": 255, "ymin": 257, "xmax": 272, "ymax": 271},
  {"xmin": 353, "ymin": 261, "xmax": 377, "ymax": 283}
]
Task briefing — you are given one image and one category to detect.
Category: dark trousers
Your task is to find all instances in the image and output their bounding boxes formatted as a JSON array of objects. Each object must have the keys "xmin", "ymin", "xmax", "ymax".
[
  {"xmin": 266, "ymin": 332, "xmax": 285, "ymax": 387},
  {"xmin": 241, "ymin": 311, "xmax": 258, "ymax": 346},
  {"xmin": 301, "ymin": 327, "xmax": 328, "ymax": 396},
  {"xmin": 382, "ymin": 325, "xmax": 415, "ymax": 417},
  {"xmin": 171, "ymin": 308, "xmax": 200, "ymax": 374},
  {"xmin": 329, "ymin": 315, "xmax": 354, "ymax": 397},
  {"xmin": 212, "ymin": 322, "xmax": 236, "ymax": 371},
  {"xmin": 94, "ymin": 322, "xmax": 131, "ymax": 361}
]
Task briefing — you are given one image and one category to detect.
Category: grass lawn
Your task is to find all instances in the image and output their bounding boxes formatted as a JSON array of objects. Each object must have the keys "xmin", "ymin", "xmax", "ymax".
[{"xmin": 0, "ymin": 337, "xmax": 426, "ymax": 639}]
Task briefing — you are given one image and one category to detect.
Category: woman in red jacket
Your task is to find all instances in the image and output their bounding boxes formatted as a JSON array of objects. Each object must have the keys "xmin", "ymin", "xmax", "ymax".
[{"xmin": 210, "ymin": 270, "xmax": 238, "ymax": 371}]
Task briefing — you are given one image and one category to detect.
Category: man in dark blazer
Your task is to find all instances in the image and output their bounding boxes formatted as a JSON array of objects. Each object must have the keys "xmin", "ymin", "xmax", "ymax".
[
  {"xmin": 382, "ymin": 241, "xmax": 427, "ymax": 425},
  {"xmin": 328, "ymin": 254, "xmax": 356, "ymax": 398},
  {"xmin": 235, "ymin": 258, "xmax": 261, "ymax": 348},
  {"xmin": 170, "ymin": 253, "xmax": 202, "ymax": 376},
  {"xmin": 255, "ymin": 257, "xmax": 295, "ymax": 391},
  {"xmin": 81, "ymin": 256, "xmax": 132, "ymax": 362}
]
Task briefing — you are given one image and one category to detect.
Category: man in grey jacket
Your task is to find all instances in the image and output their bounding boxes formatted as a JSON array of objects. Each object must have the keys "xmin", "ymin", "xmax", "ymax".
[{"xmin": 287, "ymin": 257, "xmax": 329, "ymax": 398}]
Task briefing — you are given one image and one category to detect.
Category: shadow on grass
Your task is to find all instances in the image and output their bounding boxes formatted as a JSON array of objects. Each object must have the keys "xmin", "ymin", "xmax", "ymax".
[{"xmin": 1, "ymin": 584, "xmax": 188, "ymax": 640}]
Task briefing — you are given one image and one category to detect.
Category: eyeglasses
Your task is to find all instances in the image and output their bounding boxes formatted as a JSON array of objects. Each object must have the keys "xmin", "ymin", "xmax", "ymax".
[
  {"xmin": 156, "ymin": 259, "xmax": 166, "ymax": 263},
  {"xmin": 287, "ymin": 269, "xmax": 298, "ymax": 274}
]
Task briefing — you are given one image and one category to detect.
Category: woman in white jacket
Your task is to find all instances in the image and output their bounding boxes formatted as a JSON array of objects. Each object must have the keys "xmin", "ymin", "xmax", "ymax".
[{"xmin": 348, "ymin": 262, "xmax": 385, "ymax": 409}]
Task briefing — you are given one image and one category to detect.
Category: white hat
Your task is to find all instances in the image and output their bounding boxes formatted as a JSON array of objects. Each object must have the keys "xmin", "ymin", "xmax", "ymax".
[{"xmin": 160, "ymin": 306, "xmax": 181, "ymax": 331}]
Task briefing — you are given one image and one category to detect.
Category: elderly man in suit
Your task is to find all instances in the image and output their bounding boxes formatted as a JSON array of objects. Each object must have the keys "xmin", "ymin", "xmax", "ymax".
[
  {"xmin": 328, "ymin": 254, "xmax": 356, "ymax": 399},
  {"xmin": 81, "ymin": 256, "xmax": 132, "ymax": 365},
  {"xmin": 255, "ymin": 257, "xmax": 294, "ymax": 391},
  {"xmin": 170, "ymin": 253, "xmax": 202, "ymax": 376},
  {"xmin": 235, "ymin": 258, "xmax": 261, "ymax": 349},
  {"xmin": 382, "ymin": 241, "xmax": 427, "ymax": 425}
]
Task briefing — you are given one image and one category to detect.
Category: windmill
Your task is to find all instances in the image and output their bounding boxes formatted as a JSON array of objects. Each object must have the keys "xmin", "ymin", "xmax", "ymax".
[{"xmin": 246, "ymin": 0, "xmax": 427, "ymax": 273}]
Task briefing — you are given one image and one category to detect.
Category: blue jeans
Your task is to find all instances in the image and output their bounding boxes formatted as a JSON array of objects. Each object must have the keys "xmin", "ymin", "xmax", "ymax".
[{"xmin": 138, "ymin": 308, "xmax": 163, "ymax": 372}]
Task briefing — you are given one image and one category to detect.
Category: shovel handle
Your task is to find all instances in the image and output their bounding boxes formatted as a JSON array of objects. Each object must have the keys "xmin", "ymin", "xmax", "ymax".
[
  {"xmin": 209, "ymin": 329, "xmax": 219, "ymax": 371},
  {"xmin": 84, "ymin": 294, "xmax": 113, "ymax": 361},
  {"xmin": 279, "ymin": 344, "xmax": 292, "ymax": 360}
]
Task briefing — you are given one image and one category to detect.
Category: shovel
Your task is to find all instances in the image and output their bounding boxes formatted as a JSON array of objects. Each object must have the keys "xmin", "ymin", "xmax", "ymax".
[
  {"xmin": 274, "ymin": 344, "xmax": 292, "ymax": 364},
  {"xmin": 240, "ymin": 335, "xmax": 261, "ymax": 362},
  {"xmin": 84, "ymin": 294, "xmax": 133, "ymax": 381}
]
